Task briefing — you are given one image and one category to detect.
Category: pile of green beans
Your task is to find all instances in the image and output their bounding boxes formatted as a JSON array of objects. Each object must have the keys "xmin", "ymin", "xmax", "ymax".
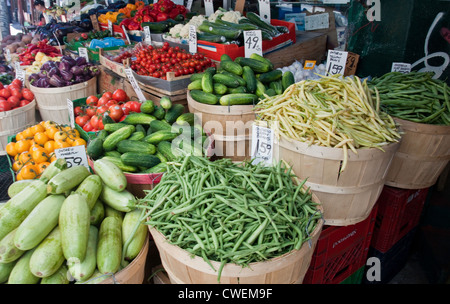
[
  {"xmin": 369, "ymin": 71, "xmax": 450, "ymax": 125},
  {"xmin": 138, "ymin": 156, "xmax": 322, "ymax": 282}
]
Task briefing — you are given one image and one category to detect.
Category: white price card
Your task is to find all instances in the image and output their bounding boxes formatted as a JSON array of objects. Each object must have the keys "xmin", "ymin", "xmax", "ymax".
[
  {"xmin": 391, "ymin": 62, "xmax": 411, "ymax": 73},
  {"xmin": 304, "ymin": 13, "xmax": 329, "ymax": 31},
  {"xmin": 326, "ymin": 50, "xmax": 348, "ymax": 76},
  {"xmin": 122, "ymin": 25, "xmax": 131, "ymax": 44},
  {"xmin": 14, "ymin": 62, "xmax": 25, "ymax": 83},
  {"xmin": 78, "ymin": 47, "xmax": 89, "ymax": 62},
  {"xmin": 204, "ymin": 0, "xmax": 214, "ymax": 17},
  {"xmin": 125, "ymin": 68, "xmax": 146, "ymax": 102},
  {"xmin": 5, "ymin": 48, "xmax": 11, "ymax": 62},
  {"xmin": 186, "ymin": 0, "xmax": 193, "ymax": 11},
  {"xmin": 189, "ymin": 25, "xmax": 197, "ymax": 54},
  {"xmin": 251, "ymin": 124, "xmax": 274, "ymax": 166},
  {"xmin": 67, "ymin": 98, "xmax": 75, "ymax": 129},
  {"xmin": 244, "ymin": 30, "xmax": 263, "ymax": 58},
  {"xmin": 54, "ymin": 145, "xmax": 89, "ymax": 169},
  {"xmin": 108, "ymin": 20, "xmax": 113, "ymax": 35},
  {"xmin": 144, "ymin": 26, "xmax": 152, "ymax": 45},
  {"xmin": 258, "ymin": 0, "xmax": 271, "ymax": 23}
]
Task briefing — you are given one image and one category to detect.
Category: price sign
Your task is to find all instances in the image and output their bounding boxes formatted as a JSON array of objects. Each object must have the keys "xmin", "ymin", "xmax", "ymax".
[
  {"xmin": 251, "ymin": 124, "xmax": 274, "ymax": 166},
  {"xmin": 204, "ymin": 0, "xmax": 214, "ymax": 17},
  {"xmin": 344, "ymin": 52, "xmax": 360, "ymax": 76},
  {"xmin": 189, "ymin": 25, "xmax": 197, "ymax": 54},
  {"xmin": 78, "ymin": 47, "xmax": 89, "ymax": 62},
  {"xmin": 143, "ymin": 26, "xmax": 152, "ymax": 45},
  {"xmin": 54, "ymin": 145, "xmax": 89, "ymax": 169},
  {"xmin": 172, "ymin": 0, "xmax": 183, "ymax": 4},
  {"xmin": 125, "ymin": 68, "xmax": 146, "ymax": 102},
  {"xmin": 67, "ymin": 98, "xmax": 75, "ymax": 129},
  {"xmin": 391, "ymin": 62, "xmax": 411, "ymax": 74},
  {"xmin": 244, "ymin": 30, "xmax": 262, "ymax": 58},
  {"xmin": 186, "ymin": 0, "xmax": 193, "ymax": 11},
  {"xmin": 258, "ymin": 0, "xmax": 271, "ymax": 23},
  {"xmin": 108, "ymin": 20, "xmax": 113, "ymax": 35},
  {"xmin": 325, "ymin": 50, "xmax": 348, "ymax": 76},
  {"xmin": 122, "ymin": 25, "xmax": 131, "ymax": 44},
  {"xmin": 5, "ymin": 48, "xmax": 11, "ymax": 62},
  {"xmin": 90, "ymin": 14, "xmax": 100, "ymax": 32},
  {"xmin": 304, "ymin": 60, "xmax": 316, "ymax": 70},
  {"xmin": 14, "ymin": 62, "xmax": 25, "ymax": 83}
]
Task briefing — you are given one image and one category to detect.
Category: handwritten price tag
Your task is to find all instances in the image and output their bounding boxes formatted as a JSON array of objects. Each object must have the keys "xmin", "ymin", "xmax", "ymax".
[
  {"xmin": 326, "ymin": 50, "xmax": 348, "ymax": 76},
  {"xmin": 14, "ymin": 62, "xmax": 25, "ymax": 83},
  {"xmin": 125, "ymin": 68, "xmax": 146, "ymax": 102},
  {"xmin": 67, "ymin": 98, "xmax": 75, "ymax": 129},
  {"xmin": 251, "ymin": 124, "xmax": 274, "ymax": 166},
  {"xmin": 391, "ymin": 62, "xmax": 411, "ymax": 73},
  {"xmin": 244, "ymin": 30, "xmax": 262, "ymax": 58},
  {"xmin": 122, "ymin": 25, "xmax": 131, "ymax": 44},
  {"xmin": 108, "ymin": 20, "xmax": 113, "ymax": 35},
  {"xmin": 204, "ymin": 0, "xmax": 214, "ymax": 17},
  {"xmin": 189, "ymin": 25, "xmax": 197, "ymax": 54},
  {"xmin": 78, "ymin": 47, "xmax": 89, "ymax": 62},
  {"xmin": 54, "ymin": 145, "xmax": 89, "ymax": 169},
  {"xmin": 186, "ymin": 0, "xmax": 193, "ymax": 11},
  {"xmin": 144, "ymin": 26, "xmax": 152, "ymax": 45},
  {"xmin": 5, "ymin": 48, "xmax": 11, "ymax": 62},
  {"xmin": 258, "ymin": 0, "xmax": 271, "ymax": 23}
]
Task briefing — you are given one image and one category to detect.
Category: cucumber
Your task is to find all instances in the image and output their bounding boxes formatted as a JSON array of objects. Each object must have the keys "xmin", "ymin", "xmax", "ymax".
[
  {"xmin": 258, "ymin": 69, "xmax": 283, "ymax": 83},
  {"xmin": 270, "ymin": 80, "xmax": 283, "ymax": 95},
  {"xmin": 117, "ymin": 140, "xmax": 156, "ymax": 155},
  {"xmin": 212, "ymin": 73, "xmax": 240, "ymax": 88},
  {"xmin": 104, "ymin": 205, "xmax": 124, "ymax": 226},
  {"xmin": 135, "ymin": 124, "xmax": 146, "ymax": 134},
  {"xmin": 39, "ymin": 158, "xmax": 67, "ymax": 183},
  {"xmin": 140, "ymin": 21, "xmax": 170, "ymax": 33},
  {"xmin": 87, "ymin": 137, "xmax": 104, "ymax": 160},
  {"xmin": 144, "ymin": 130, "xmax": 179, "ymax": 145},
  {"xmin": 46, "ymin": 165, "xmax": 91, "ymax": 195},
  {"xmin": 0, "ymin": 260, "xmax": 16, "ymax": 284},
  {"xmin": 198, "ymin": 21, "xmax": 242, "ymax": 39},
  {"xmin": 216, "ymin": 17, "xmax": 260, "ymax": 31},
  {"xmin": 75, "ymin": 174, "xmax": 103, "ymax": 210},
  {"xmin": 90, "ymin": 200, "xmax": 105, "ymax": 226},
  {"xmin": 265, "ymin": 88, "xmax": 276, "ymax": 96},
  {"xmin": 189, "ymin": 89, "xmax": 218, "ymax": 105},
  {"xmin": 103, "ymin": 122, "xmax": 128, "ymax": 133},
  {"xmin": 128, "ymin": 131, "xmax": 146, "ymax": 141},
  {"xmin": 100, "ymin": 156, "xmax": 138, "ymax": 173},
  {"xmin": 141, "ymin": 162, "xmax": 167, "ymax": 173},
  {"xmin": 0, "ymin": 179, "xmax": 48, "ymax": 241},
  {"xmin": 218, "ymin": 71, "xmax": 247, "ymax": 86},
  {"xmin": 255, "ymin": 79, "xmax": 266, "ymax": 98},
  {"xmin": 190, "ymin": 72, "xmax": 204, "ymax": 82},
  {"xmin": 7, "ymin": 249, "xmax": 40, "ymax": 284},
  {"xmin": 157, "ymin": 141, "xmax": 178, "ymax": 161},
  {"xmin": 97, "ymin": 129, "xmax": 109, "ymax": 140},
  {"xmin": 123, "ymin": 112, "xmax": 156, "ymax": 125},
  {"xmin": 40, "ymin": 264, "xmax": 70, "ymax": 284},
  {"xmin": 102, "ymin": 113, "xmax": 115, "ymax": 125},
  {"xmin": 227, "ymin": 86, "xmax": 248, "ymax": 94},
  {"xmin": 152, "ymin": 105, "xmax": 166, "ymax": 120},
  {"xmin": 220, "ymin": 60, "xmax": 243, "ymax": 76},
  {"xmin": 219, "ymin": 93, "xmax": 259, "ymax": 106},
  {"xmin": 0, "ymin": 228, "xmax": 25, "ymax": 264},
  {"xmin": 104, "ymin": 150, "xmax": 122, "ymax": 158},
  {"xmin": 120, "ymin": 152, "xmax": 161, "ymax": 169},
  {"xmin": 242, "ymin": 65, "xmax": 257, "ymax": 93},
  {"xmin": 122, "ymin": 208, "xmax": 148, "ymax": 261},
  {"xmin": 176, "ymin": 113, "xmax": 196, "ymax": 126},
  {"xmin": 155, "ymin": 151, "xmax": 168, "ymax": 163},
  {"xmin": 94, "ymin": 158, "xmax": 128, "ymax": 192},
  {"xmin": 159, "ymin": 96, "xmax": 172, "ymax": 110},
  {"xmin": 14, "ymin": 194, "xmax": 65, "ymax": 251},
  {"xmin": 103, "ymin": 124, "xmax": 135, "ymax": 151},
  {"xmin": 220, "ymin": 54, "xmax": 233, "ymax": 61},
  {"xmin": 235, "ymin": 57, "xmax": 271, "ymax": 73},
  {"xmin": 149, "ymin": 119, "xmax": 172, "ymax": 133},
  {"xmin": 249, "ymin": 53, "xmax": 274, "ymax": 70},
  {"xmin": 214, "ymin": 83, "xmax": 228, "ymax": 95},
  {"xmin": 68, "ymin": 225, "xmax": 98, "ymax": 282},
  {"xmin": 29, "ymin": 226, "xmax": 65, "ymax": 278},
  {"xmin": 201, "ymin": 68, "xmax": 214, "ymax": 94},
  {"xmin": 246, "ymin": 12, "xmax": 279, "ymax": 36},
  {"xmin": 282, "ymin": 70, "xmax": 295, "ymax": 91},
  {"xmin": 197, "ymin": 32, "xmax": 227, "ymax": 43},
  {"xmin": 140, "ymin": 100, "xmax": 155, "ymax": 114},
  {"xmin": 100, "ymin": 184, "xmax": 136, "ymax": 213},
  {"xmin": 97, "ymin": 217, "xmax": 122, "ymax": 274},
  {"xmin": 188, "ymin": 79, "xmax": 202, "ymax": 91},
  {"xmin": 165, "ymin": 103, "xmax": 185, "ymax": 124},
  {"xmin": 7, "ymin": 179, "xmax": 34, "ymax": 198},
  {"xmin": 59, "ymin": 192, "xmax": 91, "ymax": 264}
]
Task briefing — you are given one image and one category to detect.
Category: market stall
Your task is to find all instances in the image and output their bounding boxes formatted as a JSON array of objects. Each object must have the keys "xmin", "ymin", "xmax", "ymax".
[{"xmin": 0, "ymin": 0, "xmax": 449, "ymax": 287}]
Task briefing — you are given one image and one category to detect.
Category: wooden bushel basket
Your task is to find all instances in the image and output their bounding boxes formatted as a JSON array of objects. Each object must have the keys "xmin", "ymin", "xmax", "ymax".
[
  {"xmin": 29, "ymin": 77, "xmax": 97, "ymax": 125},
  {"xmin": 385, "ymin": 118, "xmax": 450, "ymax": 190},
  {"xmin": 0, "ymin": 100, "xmax": 36, "ymax": 155},
  {"xmin": 276, "ymin": 138, "xmax": 400, "ymax": 226},
  {"xmin": 149, "ymin": 190, "xmax": 324, "ymax": 284},
  {"xmin": 211, "ymin": 133, "xmax": 252, "ymax": 162}
]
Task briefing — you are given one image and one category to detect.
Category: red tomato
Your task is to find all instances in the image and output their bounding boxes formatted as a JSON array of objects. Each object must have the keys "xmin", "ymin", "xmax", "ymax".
[
  {"xmin": 22, "ymin": 89, "xmax": 34, "ymax": 101},
  {"xmin": 82, "ymin": 121, "xmax": 94, "ymax": 132},
  {"xmin": 0, "ymin": 88, "xmax": 11, "ymax": 99},
  {"xmin": 86, "ymin": 95, "xmax": 99, "ymax": 106},
  {"xmin": 89, "ymin": 115, "xmax": 101, "ymax": 130},
  {"xmin": 10, "ymin": 79, "xmax": 22, "ymax": 88},
  {"xmin": 85, "ymin": 106, "xmax": 97, "ymax": 118},
  {"xmin": 112, "ymin": 89, "xmax": 128, "ymax": 103},
  {"xmin": 75, "ymin": 114, "xmax": 90, "ymax": 127},
  {"xmin": 0, "ymin": 100, "xmax": 11, "ymax": 111},
  {"xmin": 97, "ymin": 119, "xmax": 104, "ymax": 130},
  {"xmin": 123, "ymin": 101, "xmax": 141, "ymax": 113},
  {"xmin": 119, "ymin": 115, "xmax": 127, "ymax": 122},
  {"xmin": 0, "ymin": 83, "xmax": 3, "ymax": 90},
  {"xmin": 96, "ymin": 105, "xmax": 108, "ymax": 115},
  {"xmin": 19, "ymin": 99, "xmax": 31, "ymax": 107},
  {"xmin": 10, "ymin": 89, "xmax": 22, "ymax": 99},
  {"xmin": 7, "ymin": 96, "xmax": 20, "ymax": 108},
  {"xmin": 74, "ymin": 106, "xmax": 84, "ymax": 116},
  {"xmin": 102, "ymin": 91, "xmax": 113, "ymax": 100},
  {"xmin": 105, "ymin": 99, "xmax": 118, "ymax": 107},
  {"xmin": 121, "ymin": 105, "xmax": 130, "ymax": 115},
  {"xmin": 97, "ymin": 96, "xmax": 110, "ymax": 106},
  {"xmin": 108, "ymin": 105, "xmax": 124, "ymax": 122}
]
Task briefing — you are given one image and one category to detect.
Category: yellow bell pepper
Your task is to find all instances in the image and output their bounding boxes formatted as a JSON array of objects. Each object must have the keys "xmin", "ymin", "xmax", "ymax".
[{"xmin": 126, "ymin": 3, "xmax": 136, "ymax": 10}]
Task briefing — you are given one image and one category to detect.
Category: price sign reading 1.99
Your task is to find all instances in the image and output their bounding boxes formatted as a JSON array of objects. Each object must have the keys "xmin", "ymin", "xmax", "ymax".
[{"xmin": 244, "ymin": 30, "xmax": 262, "ymax": 58}]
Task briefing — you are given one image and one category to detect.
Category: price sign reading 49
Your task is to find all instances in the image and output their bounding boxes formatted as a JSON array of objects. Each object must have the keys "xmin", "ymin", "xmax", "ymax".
[{"xmin": 244, "ymin": 30, "xmax": 262, "ymax": 58}]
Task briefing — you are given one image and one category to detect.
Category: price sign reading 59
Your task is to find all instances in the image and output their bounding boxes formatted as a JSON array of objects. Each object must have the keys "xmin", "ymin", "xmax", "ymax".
[
  {"xmin": 244, "ymin": 30, "xmax": 262, "ymax": 58},
  {"xmin": 54, "ymin": 145, "xmax": 89, "ymax": 169}
]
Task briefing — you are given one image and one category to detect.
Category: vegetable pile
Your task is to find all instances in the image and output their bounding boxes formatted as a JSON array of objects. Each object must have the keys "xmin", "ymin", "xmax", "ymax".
[
  {"xmin": 254, "ymin": 74, "xmax": 401, "ymax": 172},
  {"xmin": 369, "ymin": 71, "xmax": 450, "ymax": 125},
  {"xmin": 17, "ymin": 40, "xmax": 62, "ymax": 66},
  {"xmin": 141, "ymin": 156, "xmax": 322, "ymax": 282},
  {"xmin": 29, "ymin": 55, "xmax": 100, "ymax": 88},
  {"xmin": 0, "ymin": 79, "xmax": 35, "ymax": 112},
  {"xmin": 188, "ymin": 53, "xmax": 295, "ymax": 105},
  {"xmin": 0, "ymin": 158, "xmax": 147, "ymax": 284}
]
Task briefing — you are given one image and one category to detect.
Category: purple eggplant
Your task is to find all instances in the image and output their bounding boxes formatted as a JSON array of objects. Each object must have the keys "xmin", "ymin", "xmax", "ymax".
[
  {"xmin": 49, "ymin": 74, "xmax": 65, "ymax": 87},
  {"xmin": 70, "ymin": 65, "xmax": 83, "ymax": 76},
  {"xmin": 60, "ymin": 70, "xmax": 74, "ymax": 82},
  {"xmin": 76, "ymin": 56, "xmax": 87, "ymax": 66}
]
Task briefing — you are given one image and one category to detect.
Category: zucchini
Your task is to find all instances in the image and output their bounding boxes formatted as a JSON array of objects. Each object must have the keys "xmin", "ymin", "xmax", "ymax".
[
  {"xmin": 120, "ymin": 152, "xmax": 161, "ymax": 169},
  {"xmin": 188, "ymin": 79, "xmax": 203, "ymax": 91},
  {"xmin": 0, "ymin": 261, "xmax": 15, "ymax": 284},
  {"xmin": 128, "ymin": 131, "xmax": 146, "ymax": 141},
  {"xmin": 29, "ymin": 227, "xmax": 65, "ymax": 278},
  {"xmin": 117, "ymin": 140, "xmax": 156, "ymax": 155},
  {"xmin": 198, "ymin": 21, "xmax": 242, "ymax": 39},
  {"xmin": 122, "ymin": 208, "xmax": 148, "ymax": 261},
  {"xmin": 220, "ymin": 60, "xmax": 243, "ymax": 76},
  {"xmin": 249, "ymin": 53, "xmax": 274, "ymax": 71},
  {"xmin": 75, "ymin": 174, "xmax": 103, "ymax": 210},
  {"xmin": 157, "ymin": 141, "xmax": 178, "ymax": 161},
  {"xmin": 219, "ymin": 93, "xmax": 259, "ymax": 106},
  {"xmin": 282, "ymin": 70, "xmax": 295, "ymax": 91},
  {"xmin": 68, "ymin": 225, "xmax": 98, "ymax": 282},
  {"xmin": 216, "ymin": 17, "xmax": 260, "ymax": 31},
  {"xmin": 159, "ymin": 96, "xmax": 172, "ymax": 110},
  {"xmin": 87, "ymin": 137, "xmax": 104, "ymax": 160},
  {"xmin": 39, "ymin": 158, "xmax": 67, "ymax": 183},
  {"xmin": 197, "ymin": 32, "xmax": 227, "ymax": 43},
  {"xmin": 47, "ymin": 160, "xmax": 90, "ymax": 194},
  {"xmin": 93, "ymin": 158, "xmax": 128, "ymax": 192},
  {"xmin": 100, "ymin": 156, "xmax": 138, "ymax": 173},
  {"xmin": 144, "ymin": 130, "xmax": 179, "ymax": 145},
  {"xmin": 103, "ymin": 124, "xmax": 135, "ymax": 151},
  {"xmin": 212, "ymin": 73, "xmax": 240, "ymax": 88},
  {"xmin": 140, "ymin": 21, "xmax": 169, "ymax": 33},
  {"xmin": 59, "ymin": 192, "xmax": 91, "ymax": 264},
  {"xmin": 227, "ymin": 86, "xmax": 248, "ymax": 94},
  {"xmin": 103, "ymin": 122, "xmax": 128, "ymax": 133},
  {"xmin": 176, "ymin": 113, "xmax": 196, "ymax": 126},
  {"xmin": 140, "ymin": 100, "xmax": 155, "ymax": 114},
  {"xmin": 149, "ymin": 119, "xmax": 172, "ymax": 133},
  {"xmin": 90, "ymin": 200, "xmax": 105, "ymax": 226},
  {"xmin": 100, "ymin": 184, "xmax": 137, "ymax": 213},
  {"xmin": 97, "ymin": 217, "xmax": 122, "ymax": 274},
  {"xmin": 104, "ymin": 205, "xmax": 124, "ymax": 226},
  {"xmin": 7, "ymin": 249, "xmax": 40, "ymax": 284},
  {"xmin": 7, "ymin": 179, "xmax": 33, "ymax": 198},
  {"xmin": 246, "ymin": 12, "xmax": 279, "ymax": 36},
  {"xmin": 0, "ymin": 228, "xmax": 25, "ymax": 264},
  {"xmin": 0, "ymin": 179, "xmax": 48, "ymax": 240},
  {"xmin": 165, "ymin": 103, "xmax": 185, "ymax": 124},
  {"xmin": 201, "ymin": 68, "xmax": 214, "ymax": 94},
  {"xmin": 41, "ymin": 264, "xmax": 70, "ymax": 284},
  {"xmin": 259, "ymin": 69, "xmax": 283, "ymax": 83},
  {"xmin": 270, "ymin": 80, "xmax": 283, "ymax": 95},
  {"xmin": 14, "ymin": 194, "xmax": 66, "ymax": 251},
  {"xmin": 152, "ymin": 106, "xmax": 166, "ymax": 120},
  {"xmin": 235, "ymin": 57, "xmax": 271, "ymax": 73},
  {"xmin": 242, "ymin": 65, "xmax": 257, "ymax": 93},
  {"xmin": 123, "ymin": 112, "xmax": 156, "ymax": 125},
  {"xmin": 189, "ymin": 89, "xmax": 218, "ymax": 105}
]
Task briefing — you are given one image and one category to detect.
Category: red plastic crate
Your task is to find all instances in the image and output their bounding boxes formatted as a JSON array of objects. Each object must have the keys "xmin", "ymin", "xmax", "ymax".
[
  {"xmin": 371, "ymin": 186, "xmax": 429, "ymax": 253},
  {"xmin": 197, "ymin": 19, "xmax": 296, "ymax": 61},
  {"xmin": 303, "ymin": 204, "xmax": 378, "ymax": 284},
  {"xmin": 99, "ymin": 22, "xmax": 126, "ymax": 39}
]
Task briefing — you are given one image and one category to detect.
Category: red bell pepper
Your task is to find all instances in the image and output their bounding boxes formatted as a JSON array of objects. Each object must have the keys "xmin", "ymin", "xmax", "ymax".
[
  {"xmin": 156, "ymin": 12, "xmax": 169, "ymax": 22},
  {"xmin": 168, "ymin": 7, "xmax": 180, "ymax": 19},
  {"xmin": 128, "ymin": 21, "xmax": 141, "ymax": 31}
]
